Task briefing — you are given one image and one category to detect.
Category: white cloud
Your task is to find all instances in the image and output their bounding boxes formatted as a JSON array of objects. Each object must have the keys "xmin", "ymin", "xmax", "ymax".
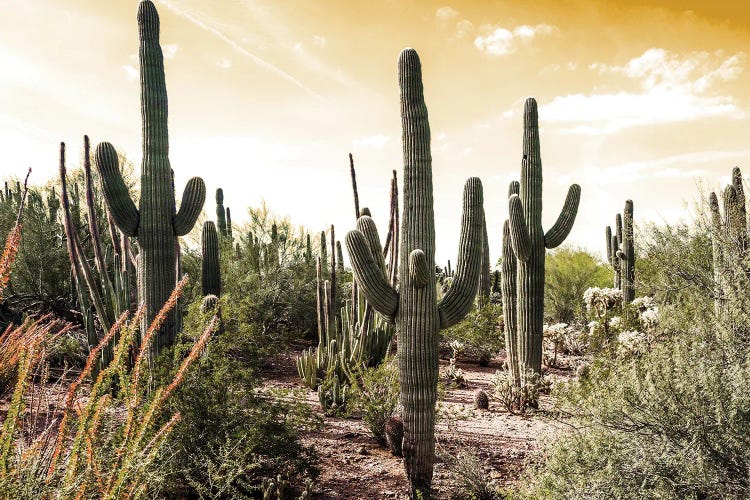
[
  {"xmin": 474, "ymin": 24, "xmax": 556, "ymax": 56},
  {"xmin": 436, "ymin": 6, "xmax": 460, "ymax": 22},
  {"xmin": 162, "ymin": 43, "xmax": 179, "ymax": 59},
  {"xmin": 312, "ymin": 35, "xmax": 327, "ymax": 48},
  {"xmin": 122, "ymin": 65, "xmax": 138, "ymax": 81},
  {"xmin": 540, "ymin": 48, "xmax": 746, "ymax": 133},
  {"xmin": 216, "ymin": 58, "xmax": 232, "ymax": 69},
  {"xmin": 353, "ymin": 134, "xmax": 390, "ymax": 148}
]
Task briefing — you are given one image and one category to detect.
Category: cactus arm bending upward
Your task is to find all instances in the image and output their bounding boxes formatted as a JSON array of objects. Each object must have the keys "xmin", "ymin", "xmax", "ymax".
[
  {"xmin": 508, "ymin": 194, "xmax": 531, "ymax": 262},
  {"xmin": 94, "ymin": 143, "xmax": 139, "ymax": 237},
  {"xmin": 345, "ymin": 230, "xmax": 399, "ymax": 320},
  {"xmin": 544, "ymin": 184, "xmax": 581, "ymax": 249},
  {"xmin": 438, "ymin": 177, "xmax": 484, "ymax": 328},
  {"xmin": 174, "ymin": 177, "xmax": 206, "ymax": 236}
]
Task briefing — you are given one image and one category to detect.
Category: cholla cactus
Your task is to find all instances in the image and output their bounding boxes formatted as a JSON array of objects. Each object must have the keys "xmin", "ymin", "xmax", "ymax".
[
  {"xmin": 616, "ymin": 330, "xmax": 648, "ymax": 356},
  {"xmin": 583, "ymin": 287, "xmax": 623, "ymax": 318}
]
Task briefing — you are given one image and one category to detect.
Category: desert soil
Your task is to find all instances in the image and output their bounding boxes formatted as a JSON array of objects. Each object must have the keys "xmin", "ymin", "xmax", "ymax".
[{"xmin": 264, "ymin": 347, "xmax": 576, "ymax": 500}]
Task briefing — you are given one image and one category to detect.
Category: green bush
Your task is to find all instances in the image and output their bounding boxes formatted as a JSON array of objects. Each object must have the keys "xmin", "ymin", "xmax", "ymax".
[
  {"xmin": 349, "ymin": 358, "xmax": 400, "ymax": 445},
  {"xmin": 157, "ymin": 300, "xmax": 322, "ymax": 498},
  {"xmin": 522, "ymin": 311, "xmax": 750, "ymax": 499},
  {"xmin": 441, "ymin": 303, "xmax": 504, "ymax": 365},
  {"xmin": 545, "ymin": 246, "xmax": 612, "ymax": 324}
]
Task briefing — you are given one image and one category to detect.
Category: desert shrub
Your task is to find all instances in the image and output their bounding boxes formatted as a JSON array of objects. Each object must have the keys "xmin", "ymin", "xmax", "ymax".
[
  {"xmin": 490, "ymin": 368, "xmax": 543, "ymax": 414},
  {"xmin": 545, "ymin": 246, "xmax": 612, "ymax": 324},
  {"xmin": 441, "ymin": 447, "xmax": 502, "ymax": 500},
  {"xmin": 158, "ymin": 299, "xmax": 321, "ymax": 498},
  {"xmin": 636, "ymin": 220, "xmax": 713, "ymax": 311},
  {"xmin": 0, "ymin": 279, "xmax": 207, "ymax": 499},
  {"xmin": 441, "ymin": 303, "xmax": 503, "ymax": 365},
  {"xmin": 349, "ymin": 358, "xmax": 400, "ymax": 445},
  {"xmin": 522, "ymin": 289, "xmax": 750, "ymax": 498}
]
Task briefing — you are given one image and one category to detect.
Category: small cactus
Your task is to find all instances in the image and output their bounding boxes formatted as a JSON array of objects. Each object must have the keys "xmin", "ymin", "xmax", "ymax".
[
  {"xmin": 385, "ymin": 415, "xmax": 404, "ymax": 457},
  {"xmin": 200, "ymin": 294, "xmax": 219, "ymax": 314},
  {"xmin": 474, "ymin": 389, "xmax": 489, "ymax": 410}
]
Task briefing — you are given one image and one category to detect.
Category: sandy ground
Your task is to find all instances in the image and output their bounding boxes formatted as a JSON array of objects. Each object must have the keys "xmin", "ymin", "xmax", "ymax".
[{"xmin": 263, "ymin": 347, "xmax": 576, "ymax": 499}]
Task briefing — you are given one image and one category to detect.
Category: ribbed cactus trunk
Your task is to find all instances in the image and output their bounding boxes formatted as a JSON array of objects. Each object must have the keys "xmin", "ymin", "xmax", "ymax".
[
  {"xmin": 95, "ymin": 0, "xmax": 205, "ymax": 356},
  {"xmin": 202, "ymin": 221, "xmax": 221, "ymax": 297},
  {"xmin": 502, "ymin": 182, "xmax": 520, "ymax": 386},
  {"xmin": 620, "ymin": 200, "xmax": 635, "ymax": 303},
  {"xmin": 508, "ymin": 98, "xmax": 580, "ymax": 378},
  {"xmin": 477, "ymin": 207, "xmax": 491, "ymax": 307},
  {"xmin": 605, "ymin": 217, "xmax": 622, "ymax": 289},
  {"xmin": 346, "ymin": 48, "xmax": 483, "ymax": 498},
  {"xmin": 216, "ymin": 188, "xmax": 227, "ymax": 237}
]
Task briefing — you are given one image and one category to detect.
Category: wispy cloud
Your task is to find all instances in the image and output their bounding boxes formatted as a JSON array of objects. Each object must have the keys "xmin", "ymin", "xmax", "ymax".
[
  {"xmin": 162, "ymin": 43, "xmax": 179, "ymax": 59},
  {"xmin": 580, "ymin": 149, "xmax": 750, "ymax": 185},
  {"xmin": 541, "ymin": 48, "xmax": 746, "ymax": 133},
  {"xmin": 122, "ymin": 64, "xmax": 138, "ymax": 81},
  {"xmin": 157, "ymin": 0, "xmax": 323, "ymax": 100},
  {"xmin": 353, "ymin": 134, "xmax": 390, "ymax": 148},
  {"xmin": 474, "ymin": 24, "xmax": 557, "ymax": 56}
]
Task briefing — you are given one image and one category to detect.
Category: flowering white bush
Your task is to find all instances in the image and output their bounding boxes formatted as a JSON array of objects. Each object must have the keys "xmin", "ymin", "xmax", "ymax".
[
  {"xmin": 617, "ymin": 329, "xmax": 648, "ymax": 356},
  {"xmin": 608, "ymin": 316, "xmax": 623, "ymax": 330},
  {"xmin": 583, "ymin": 287, "xmax": 623, "ymax": 318}
]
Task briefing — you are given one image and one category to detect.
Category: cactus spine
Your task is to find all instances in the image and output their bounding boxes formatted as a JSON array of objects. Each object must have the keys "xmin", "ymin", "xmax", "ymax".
[
  {"xmin": 507, "ymin": 98, "xmax": 581, "ymax": 378},
  {"xmin": 94, "ymin": 0, "xmax": 206, "ymax": 354},
  {"xmin": 346, "ymin": 48, "xmax": 484, "ymax": 498},
  {"xmin": 202, "ymin": 221, "xmax": 221, "ymax": 297}
]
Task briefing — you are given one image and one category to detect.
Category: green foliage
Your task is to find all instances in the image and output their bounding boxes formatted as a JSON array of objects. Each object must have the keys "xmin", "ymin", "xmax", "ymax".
[
  {"xmin": 522, "ymin": 212, "xmax": 750, "ymax": 498},
  {"xmin": 544, "ymin": 246, "xmax": 611, "ymax": 324},
  {"xmin": 441, "ymin": 448, "xmax": 501, "ymax": 500},
  {"xmin": 636, "ymin": 220, "xmax": 713, "ymax": 311},
  {"xmin": 441, "ymin": 303, "xmax": 504, "ymax": 365},
  {"xmin": 159, "ymin": 300, "xmax": 322, "ymax": 498},
  {"xmin": 349, "ymin": 358, "xmax": 400, "ymax": 445}
]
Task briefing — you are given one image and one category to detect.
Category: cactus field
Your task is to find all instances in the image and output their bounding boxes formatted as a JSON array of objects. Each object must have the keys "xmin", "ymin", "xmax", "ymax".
[{"xmin": 1, "ymin": 1, "xmax": 749, "ymax": 499}]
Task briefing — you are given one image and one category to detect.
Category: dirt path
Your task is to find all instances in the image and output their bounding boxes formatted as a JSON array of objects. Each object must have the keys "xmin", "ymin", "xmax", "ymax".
[{"xmin": 263, "ymin": 348, "xmax": 574, "ymax": 499}]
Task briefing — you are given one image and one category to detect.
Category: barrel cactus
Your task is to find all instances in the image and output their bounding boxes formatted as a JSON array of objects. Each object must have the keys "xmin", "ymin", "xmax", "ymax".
[
  {"xmin": 474, "ymin": 389, "xmax": 489, "ymax": 410},
  {"xmin": 94, "ymin": 0, "xmax": 205, "ymax": 354},
  {"xmin": 507, "ymin": 98, "xmax": 581, "ymax": 378},
  {"xmin": 346, "ymin": 48, "xmax": 483, "ymax": 498}
]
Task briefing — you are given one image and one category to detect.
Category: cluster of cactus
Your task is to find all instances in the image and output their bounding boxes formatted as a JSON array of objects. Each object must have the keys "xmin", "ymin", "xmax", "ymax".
[
  {"xmin": 501, "ymin": 98, "xmax": 581, "ymax": 385},
  {"xmin": 709, "ymin": 166, "xmax": 748, "ymax": 314},
  {"xmin": 59, "ymin": 137, "xmax": 135, "ymax": 370},
  {"xmin": 0, "ymin": 181, "xmax": 23, "ymax": 205},
  {"xmin": 215, "ymin": 188, "xmax": 233, "ymax": 240},
  {"xmin": 296, "ymin": 225, "xmax": 393, "ymax": 394},
  {"xmin": 94, "ymin": 0, "xmax": 205, "ymax": 356},
  {"xmin": 261, "ymin": 476, "xmax": 313, "ymax": 500},
  {"xmin": 605, "ymin": 200, "xmax": 636, "ymax": 303},
  {"xmin": 347, "ymin": 49, "xmax": 484, "ymax": 498}
]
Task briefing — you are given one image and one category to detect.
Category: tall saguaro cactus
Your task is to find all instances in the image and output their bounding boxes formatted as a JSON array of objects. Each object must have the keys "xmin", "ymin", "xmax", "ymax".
[
  {"xmin": 346, "ymin": 48, "xmax": 483, "ymax": 498},
  {"xmin": 605, "ymin": 201, "xmax": 635, "ymax": 303},
  {"xmin": 94, "ymin": 0, "xmax": 205, "ymax": 354},
  {"xmin": 508, "ymin": 98, "xmax": 581, "ymax": 377},
  {"xmin": 501, "ymin": 181, "xmax": 520, "ymax": 386},
  {"xmin": 202, "ymin": 221, "xmax": 221, "ymax": 297},
  {"xmin": 216, "ymin": 188, "xmax": 227, "ymax": 237}
]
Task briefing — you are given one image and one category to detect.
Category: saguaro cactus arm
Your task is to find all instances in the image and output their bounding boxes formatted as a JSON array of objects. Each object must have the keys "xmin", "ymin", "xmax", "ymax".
[
  {"xmin": 346, "ymin": 230, "xmax": 399, "ymax": 319},
  {"xmin": 544, "ymin": 184, "xmax": 581, "ymax": 249},
  {"xmin": 174, "ymin": 177, "xmax": 206, "ymax": 235},
  {"xmin": 508, "ymin": 194, "xmax": 531, "ymax": 262},
  {"xmin": 438, "ymin": 177, "xmax": 484, "ymax": 328},
  {"xmin": 94, "ymin": 143, "xmax": 139, "ymax": 237},
  {"xmin": 606, "ymin": 226, "xmax": 613, "ymax": 264},
  {"xmin": 408, "ymin": 249, "xmax": 430, "ymax": 288},
  {"xmin": 356, "ymin": 216, "xmax": 387, "ymax": 274}
]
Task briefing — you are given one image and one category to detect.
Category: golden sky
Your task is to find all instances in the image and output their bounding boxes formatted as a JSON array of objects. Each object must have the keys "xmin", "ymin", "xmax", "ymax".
[{"xmin": 1, "ymin": 0, "xmax": 749, "ymax": 264}]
